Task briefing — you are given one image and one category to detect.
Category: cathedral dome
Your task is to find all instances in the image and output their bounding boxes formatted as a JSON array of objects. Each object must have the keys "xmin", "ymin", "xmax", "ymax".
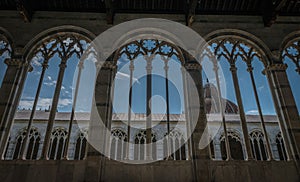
[{"xmin": 203, "ymin": 80, "xmax": 239, "ymax": 114}]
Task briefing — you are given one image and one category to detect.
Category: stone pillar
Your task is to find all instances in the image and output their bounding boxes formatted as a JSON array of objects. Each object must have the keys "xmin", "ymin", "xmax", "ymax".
[
  {"xmin": 84, "ymin": 59, "xmax": 116, "ymax": 182},
  {"xmin": 0, "ymin": 53, "xmax": 27, "ymax": 158},
  {"xmin": 264, "ymin": 63, "xmax": 300, "ymax": 162},
  {"xmin": 184, "ymin": 59, "xmax": 210, "ymax": 181}
]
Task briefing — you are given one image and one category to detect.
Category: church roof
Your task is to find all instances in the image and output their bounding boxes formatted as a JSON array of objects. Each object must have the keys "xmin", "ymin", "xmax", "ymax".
[{"xmin": 14, "ymin": 110, "xmax": 278, "ymax": 123}]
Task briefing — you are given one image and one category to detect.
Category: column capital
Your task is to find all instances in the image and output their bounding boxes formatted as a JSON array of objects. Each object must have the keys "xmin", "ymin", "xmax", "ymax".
[
  {"xmin": 184, "ymin": 63, "xmax": 202, "ymax": 70},
  {"xmin": 129, "ymin": 60, "xmax": 134, "ymax": 71},
  {"xmin": 78, "ymin": 60, "xmax": 84, "ymax": 69},
  {"xmin": 264, "ymin": 63, "xmax": 287, "ymax": 73},
  {"xmin": 59, "ymin": 62, "xmax": 67, "ymax": 69},
  {"xmin": 229, "ymin": 64, "xmax": 237, "ymax": 72},
  {"xmin": 4, "ymin": 58, "xmax": 23, "ymax": 67},
  {"xmin": 246, "ymin": 65, "xmax": 253, "ymax": 72},
  {"xmin": 100, "ymin": 61, "xmax": 117, "ymax": 70}
]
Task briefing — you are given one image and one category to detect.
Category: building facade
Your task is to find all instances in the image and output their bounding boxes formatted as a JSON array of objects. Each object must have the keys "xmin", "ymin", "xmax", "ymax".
[{"xmin": 0, "ymin": 1, "xmax": 300, "ymax": 182}]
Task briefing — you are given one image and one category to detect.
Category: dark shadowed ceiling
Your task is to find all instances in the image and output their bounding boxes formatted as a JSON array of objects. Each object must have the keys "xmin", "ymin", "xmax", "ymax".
[{"xmin": 0, "ymin": 0, "xmax": 299, "ymax": 26}]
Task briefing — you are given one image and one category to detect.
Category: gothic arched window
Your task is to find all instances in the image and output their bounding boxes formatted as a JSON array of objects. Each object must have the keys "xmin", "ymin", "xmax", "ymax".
[
  {"xmin": 203, "ymin": 37, "xmax": 281, "ymax": 160},
  {"xmin": 276, "ymin": 132, "xmax": 287, "ymax": 161},
  {"xmin": 74, "ymin": 130, "xmax": 88, "ymax": 160},
  {"xmin": 220, "ymin": 131, "xmax": 244, "ymax": 160},
  {"xmin": 112, "ymin": 39, "xmax": 187, "ymax": 161},
  {"xmin": 165, "ymin": 130, "xmax": 187, "ymax": 160},
  {"xmin": 9, "ymin": 31, "xmax": 95, "ymax": 160},
  {"xmin": 48, "ymin": 127, "xmax": 67, "ymax": 160},
  {"xmin": 134, "ymin": 130, "xmax": 157, "ymax": 160},
  {"xmin": 249, "ymin": 130, "xmax": 268, "ymax": 161},
  {"xmin": 110, "ymin": 129, "xmax": 127, "ymax": 160},
  {"xmin": 282, "ymin": 39, "xmax": 300, "ymax": 113},
  {"xmin": 12, "ymin": 127, "xmax": 40, "ymax": 160},
  {"xmin": 0, "ymin": 33, "xmax": 11, "ymax": 87}
]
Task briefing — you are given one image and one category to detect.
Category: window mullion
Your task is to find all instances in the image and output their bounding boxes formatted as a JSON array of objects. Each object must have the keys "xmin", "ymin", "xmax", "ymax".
[
  {"xmin": 247, "ymin": 65, "xmax": 273, "ymax": 160},
  {"xmin": 20, "ymin": 59, "xmax": 49, "ymax": 160},
  {"xmin": 41, "ymin": 58, "xmax": 68, "ymax": 160},
  {"xmin": 213, "ymin": 60, "xmax": 232, "ymax": 160},
  {"xmin": 125, "ymin": 59, "xmax": 134, "ymax": 160},
  {"xmin": 229, "ymin": 63, "xmax": 253, "ymax": 160},
  {"xmin": 63, "ymin": 60, "xmax": 84, "ymax": 160}
]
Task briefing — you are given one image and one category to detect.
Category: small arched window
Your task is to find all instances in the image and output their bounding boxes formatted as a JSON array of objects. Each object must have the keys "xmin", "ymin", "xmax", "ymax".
[
  {"xmin": 48, "ymin": 127, "xmax": 67, "ymax": 160},
  {"xmin": 220, "ymin": 131, "xmax": 244, "ymax": 160},
  {"xmin": 249, "ymin": 130, "xmax": 268, "ymax": 161},
  {"xmin": 74, "ymin": 130, "xmax": 88, "ymax": 160},
  {"xmin": 276, "ymin": 132, "xmax": 287, "ymax": 161},
  {"xmin": 110, "ymin": 129, "xmax": 127, "ymax": 160},
  {"xmin": 12, "ymin": 127, "xmax": 40, "ymax": 160},
  {"xmin": 165, "ymin": 130, "xmax": 187, "ymax": 160},
  {"xmin": 134, "ymin": 130, "xmax": 156, "ymax": 160}
]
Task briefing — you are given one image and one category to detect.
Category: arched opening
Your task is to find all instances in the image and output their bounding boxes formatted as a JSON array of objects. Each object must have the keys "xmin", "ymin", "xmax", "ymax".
[
  {"xmin": 48, "ymin": 127, "xmax": 67, "ymax": 160},
  {"xmin": 11, "ymin": 127, "xmax": 41, "ymax": 160},
  {"xmin": 203, "ymin": 36, "xmax": 281, "ymax": 161},
  {"xmin": 74, "ymin": 130, "xmax": 88, "ymax": 160},
  {"xmin": 110, "ymin": 129, "xmax": 127, "ymax": 160},
  {"xmin": 110, "ymin": 39, "xmax": 188, "ymax": 161},
  {"xmin": 220, "ymin": 131, "xmax": 244, "ymax": 160},
  {"xmin": 249, "ymin": 130, "xmax": 268, "ymax": 161},
  {"xmin": 7, "ymin": 30, "xmax": 95, "ymax": 160}
]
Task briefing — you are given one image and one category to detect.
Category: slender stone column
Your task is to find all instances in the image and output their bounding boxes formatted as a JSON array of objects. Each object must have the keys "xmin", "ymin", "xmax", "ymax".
[
  {"xmin": 19, "ymin": 60, "xmax": 49, "ymax": 159},
  {"xmin": 41, "ymin": 60, "xmax": 67, "ymax": 160},
  {"xmin": 63, "ymin": 60, "xmax": 84, "ymax": 159},
  {"xmin": 181, "ymin": 67, "xmax": 191, "ymax": 160},
  {"xmin": 229, "ymin": 64, "xmax": 253, "ymax": 160},
  {"xmin": 161, "ymin": 56, "xmax": 172, "ymax": 159},
  {"xmin": 264, "ymin": 63, "xmax": 300, "ymax": 161},
  {"xmin": 0, "ymin": 57, "xmax": 25, "ymax": 158},
  {"xmin": 212, "ymin": 61, "xmax": 232, "ymax": 160},
  {"xmin": 125, "ymin": 59, "xmax": 134, "ymax": 160},
  {"xmin": 247, "ymin": 65, "xmax": 273, "ymax": 160},
  {"xmin": 145, "ymin": 55, "xmax": 153, "ymax": 160}
]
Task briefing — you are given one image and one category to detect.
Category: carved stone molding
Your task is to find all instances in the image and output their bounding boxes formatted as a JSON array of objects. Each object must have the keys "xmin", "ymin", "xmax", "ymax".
[
  {"xmin": 264, "ymin": 63, "xmax": 288, "ymax": 73},
  {"xmin": 184, "ymin": 63, "xmax": 202, "ymax": 70},
  {"xmin": 100, "ymin": 61, "xmax": 117, "ymax": 70},
  {"xmin": 4, "ymin": 58, "xmax": 23, "ymax": 67}
]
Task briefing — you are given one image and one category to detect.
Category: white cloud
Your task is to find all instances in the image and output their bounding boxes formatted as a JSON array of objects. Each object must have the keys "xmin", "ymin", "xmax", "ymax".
[
  {"xmin": 47, "ymin": 76, "xmax": 52, "ymax": 80},
  {"xmin": 246, "ymin": 110, "xmax": 259, "ymax": 115},
  {"xmin": 18, "ymin": 97, "xmax": 73, "ymax": 110},
  {"xmin": 58, "ymin": 98, "xmax": 72, "ymax": 106},
  {"xmin": 258, "ymin": 85, "xmax": 264, "ymax": 92},
  {"xmin": 44, "ymin": 80, "xmax": 57, "ymax": 87},
  {"xmin": 116, "ymin": 71, "xmax": 140, "ymax": 84}
]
